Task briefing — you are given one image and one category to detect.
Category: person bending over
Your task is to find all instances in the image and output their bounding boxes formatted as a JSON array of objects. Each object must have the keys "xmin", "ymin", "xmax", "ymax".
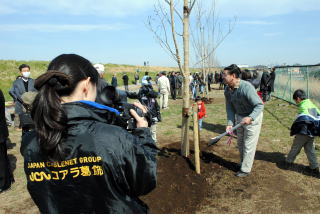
[{"xmin": 286, "ymin": 89, "xmax": 320, "ymax": 175}]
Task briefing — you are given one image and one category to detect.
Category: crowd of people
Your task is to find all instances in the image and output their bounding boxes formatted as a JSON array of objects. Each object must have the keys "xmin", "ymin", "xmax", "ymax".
[{"xmin": 0, "ymin": 58, "xmax": 319, "ymax": 213}]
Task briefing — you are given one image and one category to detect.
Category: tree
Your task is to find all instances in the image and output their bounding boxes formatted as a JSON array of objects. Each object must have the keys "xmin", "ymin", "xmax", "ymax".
[
  {"xmin": 191, "ymin": 0, "xmax": 236, "ymax": 96},
  {"xmin": 147, "ymin": 0, "xmax": 196, "ymax": 156}
]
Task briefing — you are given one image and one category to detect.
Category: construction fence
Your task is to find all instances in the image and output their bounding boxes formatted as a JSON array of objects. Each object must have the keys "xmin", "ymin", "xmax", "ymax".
[{"xmin": 273, "ymin": 65, "xmax": 320, "ymax": 106}]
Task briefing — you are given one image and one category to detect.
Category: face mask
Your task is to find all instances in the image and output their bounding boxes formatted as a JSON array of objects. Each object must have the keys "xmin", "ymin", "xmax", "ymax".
[{"xmin": 22, "ymin": 72, "xmax": 31, "ymax": 78}]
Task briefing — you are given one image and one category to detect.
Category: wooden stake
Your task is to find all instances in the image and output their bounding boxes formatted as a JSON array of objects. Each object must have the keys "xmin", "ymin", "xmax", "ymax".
[{"xmin": 193, "ymin": 104, "xmax": 200, "ymax": 174}]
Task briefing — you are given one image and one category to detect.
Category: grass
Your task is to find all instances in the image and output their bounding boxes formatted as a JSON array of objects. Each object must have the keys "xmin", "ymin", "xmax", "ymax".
[{"xmin": 0, "ymin": 59, "xmax": 180, "ymax": 101}]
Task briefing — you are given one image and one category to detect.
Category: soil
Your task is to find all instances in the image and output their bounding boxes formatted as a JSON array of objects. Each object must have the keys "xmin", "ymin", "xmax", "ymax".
[
  {"xmin": 141, "ymin": 137, "xmax": 320, "ymax": 214},
  {"xmin": 142, "ymin": 142, "xmax": 211, "ymax": 214}
]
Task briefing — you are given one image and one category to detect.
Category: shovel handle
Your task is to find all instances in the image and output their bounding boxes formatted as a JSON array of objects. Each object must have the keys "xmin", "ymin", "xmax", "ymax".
[{"xmin": 208, "ymin": 123, "xmax": 242, "ymax": 146}]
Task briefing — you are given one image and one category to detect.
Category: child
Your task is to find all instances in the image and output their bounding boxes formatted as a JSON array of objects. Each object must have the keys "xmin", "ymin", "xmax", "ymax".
[
  {"xmin": 195, "ymin": 96, "xmax": 206, "ymax": 130},
  {"xmin": 286, "ymin": 89, "xmax": 320, "ymax": 175}
]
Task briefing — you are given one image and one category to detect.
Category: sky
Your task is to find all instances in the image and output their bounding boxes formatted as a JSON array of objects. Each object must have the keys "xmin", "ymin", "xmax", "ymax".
[{"xmin": 0, "ymin": 0, "xmax": 319, "ymax": 67}]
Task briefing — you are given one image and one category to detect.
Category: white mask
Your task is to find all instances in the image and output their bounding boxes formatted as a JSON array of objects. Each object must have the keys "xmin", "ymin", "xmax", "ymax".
[{"xmin": 22, "ymin": 72, "xmax": 31, "ymax": 78}]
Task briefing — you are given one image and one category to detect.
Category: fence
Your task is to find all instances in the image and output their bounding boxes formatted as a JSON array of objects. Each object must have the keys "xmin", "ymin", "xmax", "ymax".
[{"xmin": 273, "ymin": 65, "xmax": 320, "ymax": 106}]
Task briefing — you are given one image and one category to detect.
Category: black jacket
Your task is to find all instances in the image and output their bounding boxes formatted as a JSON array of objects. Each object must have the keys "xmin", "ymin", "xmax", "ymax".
[
  {"xmin": 9, "ymin": 77, "xmax": 36, "ymax": 114},
  {"xmin": 21, "ymin": 102, "xmax": 157, "ymax": 213},
  {"xmin": 0, "ymin": 89, "xmax": 9, "ymax": 143},
  {"xmin": 122, "ymin": 75, "xmax": 129, "ymax": 85},
  {"xmin": 269, "ymin": 71, "xmax": 276, "ymax": 92},
  {"xmin": 111, "ymin": 77, "xmax": 118, "ymax": 87},
  {"xmin": 290, "ymin": 114, "xmax": 320, "ymax": 137},
  {"xmin": 169, "ymin": 75, "xmax": 177, "ymax": 89},
  {"xmin": 259, "ymin": 72, "xmax": 270, "ymax": 91},
  {"xmin": 127, "ymin": 85, "xmax": 161, "ymax": 124}
]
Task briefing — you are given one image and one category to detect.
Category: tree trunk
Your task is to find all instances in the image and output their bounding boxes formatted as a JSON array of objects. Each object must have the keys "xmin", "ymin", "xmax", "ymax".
[{"xmin": 181, "ymin": 0, "xmax": 191, "ymax": 157}]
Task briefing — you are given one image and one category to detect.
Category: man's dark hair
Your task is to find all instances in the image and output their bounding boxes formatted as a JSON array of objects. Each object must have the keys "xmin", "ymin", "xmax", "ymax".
[
  {"xmin": 252, "ymin": 70, "xmax": 258, "ymax": 79},
  {"xmin": 224, "ymin": 64, "xmax": 241, "ymax": 78},
  {"xmin": 293, "ymin": 89, "xmax": 307, "ymax": 100},
  {"xmin": 19, "ymin": 64, "xmax": 30, "ymax": 71},
  {"xmin": 145, "ymin": 72, "xmax": 149, "ymax": 75},
  {"xmin": 241, "ymin": 69, "xmax": 252, "ymax": 80}
]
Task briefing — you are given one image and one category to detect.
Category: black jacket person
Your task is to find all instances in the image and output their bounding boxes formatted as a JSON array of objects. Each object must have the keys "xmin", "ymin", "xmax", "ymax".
[
  {"xmin": 0, "ymin": 89, "xmax": 15, "ymax": 193},
  {"xmin": 20, "ymin": 54, "xmax": 157, "ymax": 213},
  {"xmin": 127, "ymin": 82, "xmax": 161, "ymax": 143}
]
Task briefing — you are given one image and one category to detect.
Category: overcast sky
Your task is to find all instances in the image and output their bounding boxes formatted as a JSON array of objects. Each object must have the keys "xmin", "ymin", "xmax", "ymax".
[{"xmin": 0, "ymin": 0, "xmax": 319, "ymax": 67}]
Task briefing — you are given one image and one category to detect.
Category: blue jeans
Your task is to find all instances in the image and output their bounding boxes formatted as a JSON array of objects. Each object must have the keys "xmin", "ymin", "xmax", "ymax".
[
  {"xmin": 192, "ymin": 86, "xmax": 197, "ymax": 99},
  {"xmin": 198, "ymin": 119, "xmax": 203, "ymax": 130},
  {"xmin": 200, "ymin": 85, "xmax": 204, "ymax": 93}
]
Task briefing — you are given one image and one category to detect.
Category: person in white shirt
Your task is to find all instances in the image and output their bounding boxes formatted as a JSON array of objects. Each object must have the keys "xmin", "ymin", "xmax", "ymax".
[{"xmin": 157, "ymin": 71, "xmax": 170, "ymax": 109}]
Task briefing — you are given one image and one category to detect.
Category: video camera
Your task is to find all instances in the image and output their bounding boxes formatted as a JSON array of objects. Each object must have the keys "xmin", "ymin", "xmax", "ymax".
[
  {"xmin": 17, "ymin": 92, "xmax": 37, "ymax": 136},
  {"xmin": 126, "ymin": 85, "xmax": 161, "ymax": 124},
  {"xmin": 99, "ymin": 86, "xmax": 151, "ymax": 130}
]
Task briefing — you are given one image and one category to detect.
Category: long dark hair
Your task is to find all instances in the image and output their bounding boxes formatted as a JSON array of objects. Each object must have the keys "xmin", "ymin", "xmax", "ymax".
[{"xmin": 32, "ymin": 54, "xmax": 99, "ymax": 160}]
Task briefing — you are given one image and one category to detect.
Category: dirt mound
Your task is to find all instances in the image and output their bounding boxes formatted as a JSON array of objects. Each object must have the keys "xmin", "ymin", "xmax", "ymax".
[
  {"xmin": 141, "ymin": 141, "xmax": 238, "ymax": 214},
  {"xmin": 141, "ymin": 144, "xmax": 209, "ymax": 214}
]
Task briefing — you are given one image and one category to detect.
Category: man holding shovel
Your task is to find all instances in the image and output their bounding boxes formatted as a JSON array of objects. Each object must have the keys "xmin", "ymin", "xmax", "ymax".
[{"xmin": 223, "ymin": 64, "xmax": 264, "ymax": 177}]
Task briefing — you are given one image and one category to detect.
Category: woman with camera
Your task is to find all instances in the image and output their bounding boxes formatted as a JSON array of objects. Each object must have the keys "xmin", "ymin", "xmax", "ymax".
[{"xmin": 21, "ymin": 54, "xmax": 157, "ymax": 213}]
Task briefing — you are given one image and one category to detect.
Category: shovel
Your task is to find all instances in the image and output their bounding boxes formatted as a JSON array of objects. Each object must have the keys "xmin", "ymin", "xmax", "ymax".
[{"xmin": 208, "ymin": 123, "xmax": 242, "ymax": 147}]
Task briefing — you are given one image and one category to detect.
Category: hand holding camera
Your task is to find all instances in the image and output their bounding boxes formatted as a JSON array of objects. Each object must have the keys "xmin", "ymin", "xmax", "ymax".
[{"xmin": 130, "ymin": 102, "xmax": 148, "ymax": 128}]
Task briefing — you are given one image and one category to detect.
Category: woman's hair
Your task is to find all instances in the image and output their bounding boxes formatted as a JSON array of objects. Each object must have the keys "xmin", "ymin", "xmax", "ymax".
[
  {"xmin": 224, "ymin": 64, "xmax": 241, "ymax": 78},
  {"xmin": 32, "ymin": 54, "xmax": 99, "ymax": 160}
]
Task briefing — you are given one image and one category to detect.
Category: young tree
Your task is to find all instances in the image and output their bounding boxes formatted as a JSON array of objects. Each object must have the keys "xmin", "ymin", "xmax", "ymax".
[
  {"xmin": 191, "ymin": 0, "xmax": 236, "ymax": 96},
  {"xmin": 147, "ymin": 0, "xmax": 196, "ymax": 156}
]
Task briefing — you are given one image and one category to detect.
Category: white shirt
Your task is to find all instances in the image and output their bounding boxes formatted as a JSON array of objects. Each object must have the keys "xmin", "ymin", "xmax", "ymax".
[
  {"xmin": 157, "ymin": 75, "xmax": 170, "ymax": 94},
  {"xmin": 189, "ymin": 75, "xmax": 193, "ymax": 84}
]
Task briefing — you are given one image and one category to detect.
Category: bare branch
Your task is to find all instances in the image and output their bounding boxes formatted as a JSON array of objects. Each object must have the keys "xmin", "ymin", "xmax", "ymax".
[
  {"xmin": 189, "ymin": 0, "xmax": 196, "ymax": 13},
  {"xmin": 190, "ymin": 0, "xmax": 237, "ymax": 68},
  {"xmin": 169, "ymin": 0, "xmax": 183, "ymax": 72},
  {"xmin": 146, "ymin": 12, "xmax": 178, "ymax": 64}
]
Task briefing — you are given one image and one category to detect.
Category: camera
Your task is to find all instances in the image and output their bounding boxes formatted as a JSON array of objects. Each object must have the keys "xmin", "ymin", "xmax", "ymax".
[
  {"xmin": 17, "ymin": 93, "xmax": 36, "ymax": 136},
  {"xmin": 126, "ymin": 85, "xmax": 161, "ymax": 124},
  {"xmin": 99, "ymin": 86, "xmax": 151, "ymax": 130}
]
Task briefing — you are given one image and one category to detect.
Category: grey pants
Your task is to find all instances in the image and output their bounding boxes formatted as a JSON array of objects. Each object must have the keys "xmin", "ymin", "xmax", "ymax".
[
  {"xmin": 286, "ymin": 134, "xmax": 319, "ymax": 169},
  {"xmin": 150, "ymin": 124, "xmax": 157, "ymax": 144},
  {"xmin": 5, "ymin": 109, "xmax": 13, "ymax": 126},
  {"xmin": 159, "ymin": 92, "xmax": 169, "ymax": 109},
  {"xmin": 14, "ymin": 113, "xmax": 20, "ymax": 128},
  {"xmin": 236, "ymin": 113, "xmax": 263, "ymax": 173}
]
